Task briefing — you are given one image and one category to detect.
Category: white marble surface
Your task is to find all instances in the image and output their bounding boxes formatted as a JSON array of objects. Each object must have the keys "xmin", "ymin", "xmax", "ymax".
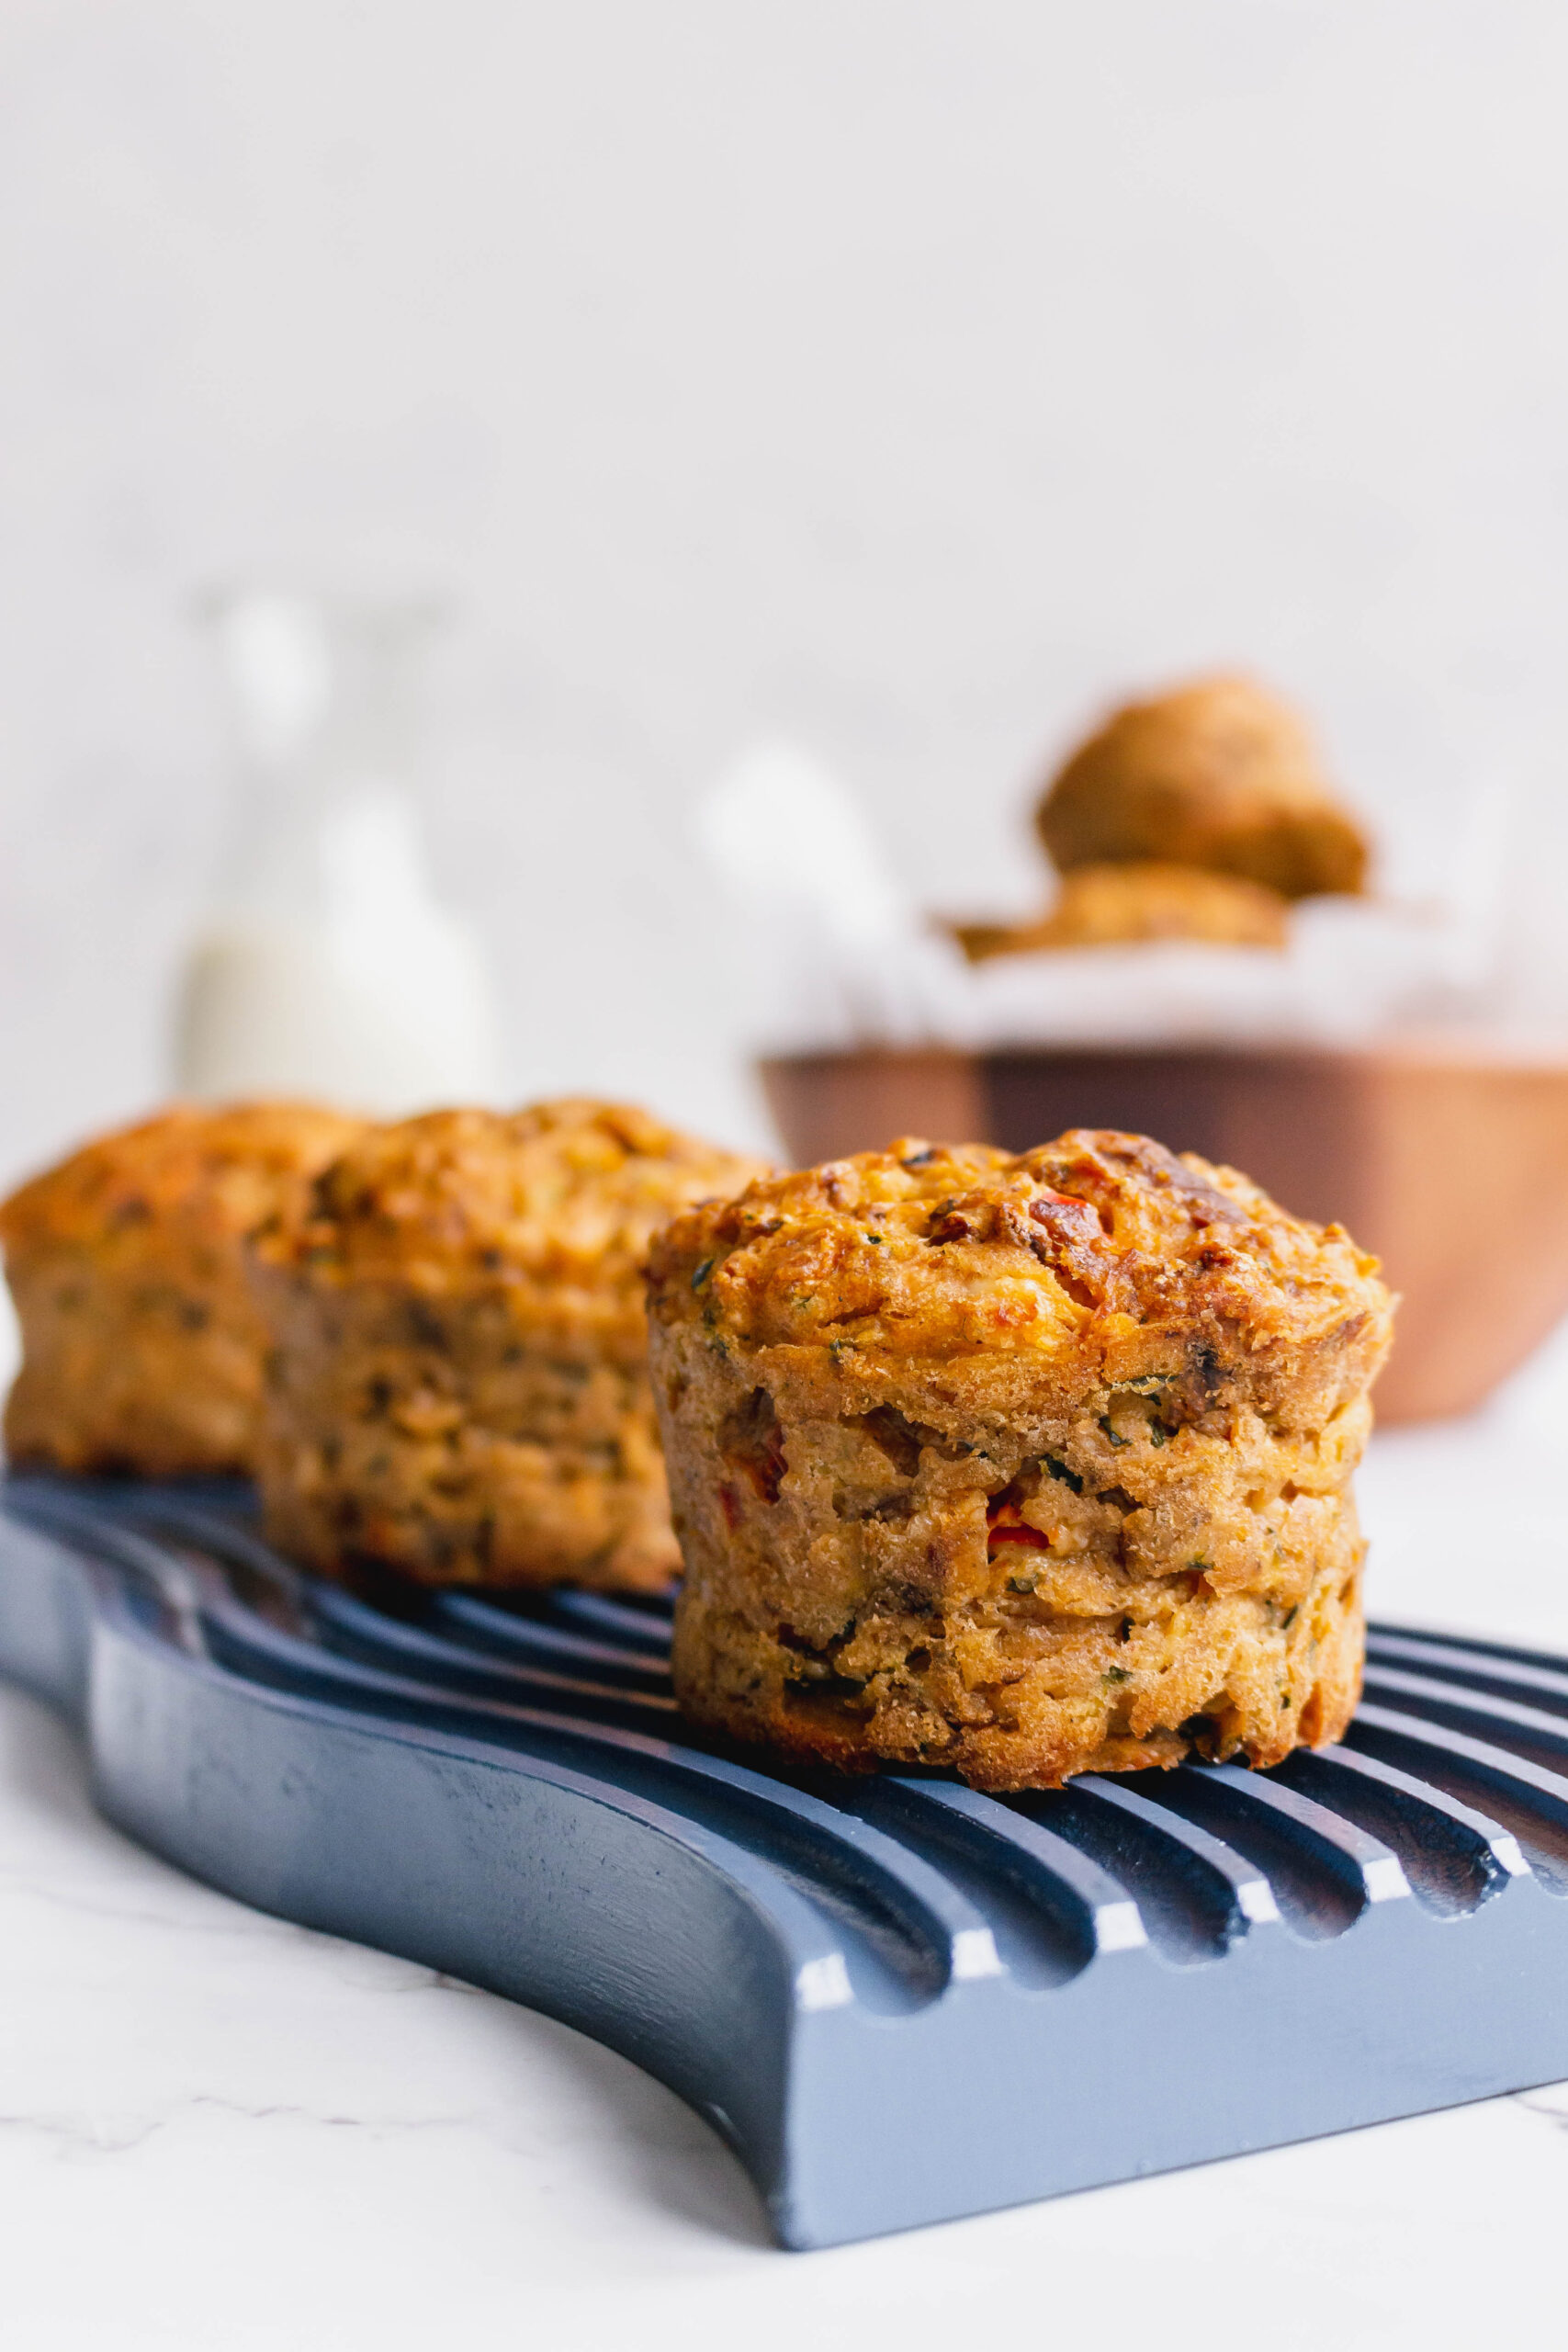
[{"xmin": 6, "ymin": 1337, "xmax": 1568, "ymax": 2348}]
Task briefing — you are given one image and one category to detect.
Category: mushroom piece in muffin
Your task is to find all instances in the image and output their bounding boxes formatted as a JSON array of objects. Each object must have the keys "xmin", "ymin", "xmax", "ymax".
[
  {"xmin": 251, "ymin": 1100, "xmax": 770, "ymax": 1591},
  {"xmin": 647, "ymin": 1130, "xmax": 1393, "ymax": 1790}
]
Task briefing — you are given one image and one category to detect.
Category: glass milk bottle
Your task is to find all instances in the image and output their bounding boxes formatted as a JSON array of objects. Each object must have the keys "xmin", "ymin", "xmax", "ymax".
[{"xmin": 172, "ymin": 588, "xmax": 503, "ymax": 1114}]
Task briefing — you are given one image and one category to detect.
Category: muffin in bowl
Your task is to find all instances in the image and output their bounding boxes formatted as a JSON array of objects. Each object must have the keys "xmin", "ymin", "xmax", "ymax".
[
  {"xmin": 1036, "ymin": 675, "xmax": 1369, "ymax": 901},
  {"xmin": 251, "ymin": 1099, "xmax": 768, "ymax": 1591},
  {"xmin": 0, "ymin": 1101, "xmax": 367, "ymax": 1478},
  {"xmin": 953, "ymin": 860, "xmax": 1290, "ymax": 961},
  {"xmin": 648, "ymin": 1129, "xmax": 1392, "ymax": 1789}
]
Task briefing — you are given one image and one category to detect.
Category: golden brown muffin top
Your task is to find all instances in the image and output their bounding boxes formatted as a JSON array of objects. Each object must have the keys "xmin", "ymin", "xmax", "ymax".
[
  {"xmin": 1036, "ymin": 674, "xmax": 1369, "ymax": 899},
  {"xmin": 649, "ymin": 1129, "xmax": 1392, "ymax": 1408},
  {"xmin": 0, "ymin": 1102, "xmax": 367, "ymax": 1260},
  {"xmin": 261, "ymin": 1099, "xmax": 770, "ymax": 1318},
  {"xmin": 953, "ymin": 860, "xmax": 1289, "ymax": 961}
]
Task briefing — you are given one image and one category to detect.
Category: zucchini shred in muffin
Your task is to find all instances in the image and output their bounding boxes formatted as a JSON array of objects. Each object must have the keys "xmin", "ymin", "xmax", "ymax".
[
  {"xmin": 250, "ymin": 1101, "xmax": 769, "ymax": 1592},
  {"xmin": 0, "ymin": 1102, "xmax": 367, "ymax": 1478},
  {"xmin": 648, "ymin": 1132, "xmax": 1393, "ymax": 1790}
]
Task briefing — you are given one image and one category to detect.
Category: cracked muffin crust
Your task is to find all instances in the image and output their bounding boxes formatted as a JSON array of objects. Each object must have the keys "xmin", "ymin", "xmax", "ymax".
[
  {"xmin": 1, "ymin": 1102, "xmax": 367, "ymax": 1477},
  {"xmin": 251, "ymin": 1100, "xmax": 769, "ymax": 1591},
  {"xmin": 1036, "ymin": 675, "xmax": 1369, "ymax": 901},
  {"xmin": 648, "ymin": 1130, "xmax": 1393, "ymax": 1790}
]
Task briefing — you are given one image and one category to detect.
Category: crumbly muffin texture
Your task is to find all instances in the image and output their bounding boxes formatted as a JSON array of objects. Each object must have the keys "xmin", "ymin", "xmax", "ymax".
[
  {"xmin": 1036, "ymin": 675, "xmax": 1369, "ymax": 901},
  {"xmin": 953, "ymin": 861, "xmax": 1289, "ymax": 962},
  {"xmin": 251, "ymin": 1100, "xmax": 769, "ymax": 1591},
  {"xmin": 648, "ymin": 1130, "xmax": 1393, "ymax": 1790},
  {"xmin": 1, "ymin": 1102, "xmax": 367, "ymax": 1477}
]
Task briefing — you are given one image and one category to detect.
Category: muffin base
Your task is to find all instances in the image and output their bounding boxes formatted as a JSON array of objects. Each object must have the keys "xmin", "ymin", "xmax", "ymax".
[
  {"xmin": 254, "ymin": 1283, "xmax": 681, "ymax": 1593},
  {"xmin": 6, "ymin": 1253, "xmax": 270, "ymax": 1478},
  {"xmin": 658, "ymin": 1317, "xmax": 1369, "ymax": 1792},
  {"xmin": 673, "ymin": 1549, "xmax": 1362, "ymax": 1792}
]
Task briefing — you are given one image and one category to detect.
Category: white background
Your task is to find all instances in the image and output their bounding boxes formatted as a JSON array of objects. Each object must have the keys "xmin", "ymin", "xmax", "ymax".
[{"xmin": 4, "ymin": 2, "xmax": 1568, "ymax": 1180}]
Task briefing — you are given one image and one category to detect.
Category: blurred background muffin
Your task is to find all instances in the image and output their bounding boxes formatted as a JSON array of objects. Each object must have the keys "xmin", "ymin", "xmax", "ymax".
[
  {"xmin": 0, "ymin": 1102, "xmax": 366, "ymax": 1477},
  {"xmin": 250, "ymin": 1099, "xmax": 769, "ymax": 1591},
  {"xmin": 1037, "ymin": 674, "xmax": 1369, "ymax": 902},
  {"xmin": 951, "ymin": 672, "xmax": 1367, "ymax": 963}
]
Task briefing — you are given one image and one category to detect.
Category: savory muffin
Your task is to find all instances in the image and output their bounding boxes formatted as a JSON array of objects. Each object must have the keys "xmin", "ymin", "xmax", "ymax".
[
  {"xmin": 649, "ymin": 1130, "xmax": 1392, "ymax": 1790},
  {"xmin": 251, "ymin": 1100, "xmax": 769, "ymax": 1591},
  {"xmin": 953, "ymin": 860, "xmax": 1289, "ymax": 962},
  {"xmin": 1036, "ymin": 675, "xmax": 1369, "ymax": 900},
  {"xmin": 1, "ymin": 1102, "xmax": 367, "ymax": 1477}
]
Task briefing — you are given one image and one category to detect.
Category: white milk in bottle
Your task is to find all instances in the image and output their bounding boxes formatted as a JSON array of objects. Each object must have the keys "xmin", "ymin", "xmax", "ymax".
[{"xmin": 173, "ymin": 589, "xmax": 502, "ymax": 1113}]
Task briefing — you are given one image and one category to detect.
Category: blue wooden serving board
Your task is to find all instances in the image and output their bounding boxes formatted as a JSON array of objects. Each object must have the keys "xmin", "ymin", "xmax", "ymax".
[{"xmin": 4, "ymin": 1469, "xmax": 1568, "ymax": 2249}]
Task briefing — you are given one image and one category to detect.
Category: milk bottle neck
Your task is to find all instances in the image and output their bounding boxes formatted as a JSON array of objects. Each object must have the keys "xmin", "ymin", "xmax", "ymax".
[
  {"xmin": 174, "ymin": 586, "xmax": 502, "ymax": 1113},
  {"xmin": 202, "ymin": 587, "xmax": 446, "ymax": 925}
]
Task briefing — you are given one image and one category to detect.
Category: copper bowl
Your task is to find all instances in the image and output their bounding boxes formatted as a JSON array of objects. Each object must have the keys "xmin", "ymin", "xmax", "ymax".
[{"xmin": 759, "ymin": 1040, "xmax": 1568, "ymax": 1425}]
